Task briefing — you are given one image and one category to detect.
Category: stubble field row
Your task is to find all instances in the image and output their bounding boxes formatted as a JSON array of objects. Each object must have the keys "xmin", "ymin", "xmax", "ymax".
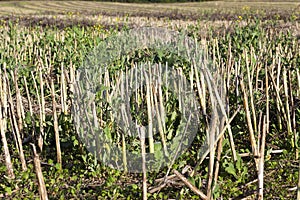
[{"xmin": 0, "ymin": 1, "xmax": 299, "ymax": 199}]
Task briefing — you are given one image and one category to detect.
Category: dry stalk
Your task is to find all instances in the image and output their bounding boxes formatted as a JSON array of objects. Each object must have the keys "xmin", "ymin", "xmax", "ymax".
[
  {"xmin": 283, "ymin": 66, "xmax": 294, "ymax": 156},
  {"xmin": 204, "ymin": 68, "xmax": 218, "ymax": 199},
  {"xmin": 139, "ymin": 126, "xmax": 147, "ymax": 200},
  {"xmin": 92, "ymin": 100, "xmax": 101, "ymax": 169},
  {"xmin": 194, "ymin": 62, "xmax": 206, "ymax": 116},
  {"xmin": 23, "ymin": 77, "xmax": 34, "ymax": 119},
  {"xmin": 6, "ymin": 69, "xmax": 27, "ymax": 171},
  {"xmin": 153, "ymin": 78, "xmax": 168, "ymax": 156},
  {"xmin": 69, "ymin": 63, "xmax": 75, "ymax": 95},
  {"xmin": 297, "ymin": 155, "xmax": 300, "ymax": 199},
  {"xmin": 205, "ymin": 67, "xmax": 237, "ymax": 161},
  {"xmin": 257, "ymin": 112, "xmax": 263, "ymax": 150},
  {"xmin": 173, "ymin": 169, "xmax": 207, "ymax": 199},
  {"xmin": 265, "ymin": 65, "xmax": 269, "ymax": 134},
  {"xmin": 50, "ymin": 79, "xmax": 62, "ymax": 166},
  {"xmin": 0, "ymin": 67, "xmax": 15, "ymax": 179},
  {"xmin": 154, "ymin": 64, "xmax": 168, "ymax": 155},
  {"xmin": 144, "ymin": 64, "xmax": 154, "ymax": 154},
  {"xmin": 193, "ymin": 106, "xmax": 240, "ymax": 174},
  {"xmin": 119, "ymin": 70, "xmax": 128, "ymax": 172},
  {"xmin": 148, "ymin": 182, "xmax": 167, "ymax": 194},
  {"xmin": 245, "ymin": 50, "xmax": 257, "ymax": 135},
  {"xmin": 31, "ymin": 143, "xmax": 48, "ymax": 200},
  {"xmin": 164, "ymin": 63, "xmax": 169, "ymax": 102},
  {"xmin": 258, "ymin": 116, "xmax": 266, "ymax": 199},
  {"xmin": 297, "ymin": 68, "xmax": 300, "ymax": 97},
  {"xmin": 267, "ymin": 68, "xmax": 289, "ymax": 128},
  {"xmin": 31, "ymin": 67, "xmax": 45, "ymax": 152},
  {"xmin": 235, "ymin": 58, "xmax": 241, "ymax": 99},
  {"xmin": 121, "ymin": 132, "xmax": 127, "ymax": 173},
  {"xmin": 61, "ymin": 63, "xmax": 68, "ymax": 114},
  {"xmin": 288, "ymin": 68, "xmax": 297, "ymax": 159},
  {"xmin": 275, "ymin": 56, "xmax": 283, "ymax": 130},
  {"xmin": 177, "ymin": 68, "xmax": 183, "ymax": 112},
  {"xmin": 72, "ymin": 71, "xmax": 83, "ymax": 139},
  {"xmin": 206, "ymin": 115, "xmax": 216, "ymax": 199},
  {"xmin": 23, "ymin": 76, "xmax": 37, "ymax": 142},
  {"xmin": 13, "ymin": 69, "xmax": 24, "ymax": 137},
  {"xmin": 211, "ymin": 149, "xmax": 284, "ymax": 160},
  {"xmin": 239, "ymin": 76, "xmax": 259, "ymax": 170},
  {"xmin": 212, "ymin": 116, "xmax": 226, "ymax": 196},
  {"xmin": 158, "ymin": 63, "xmax": 166, "ymax": 133}
]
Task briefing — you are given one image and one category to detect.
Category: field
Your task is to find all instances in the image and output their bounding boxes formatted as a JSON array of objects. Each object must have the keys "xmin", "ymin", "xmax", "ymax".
[{"xmin": 0, "ymin": 1, "xmax": 300, "ymax": 199}]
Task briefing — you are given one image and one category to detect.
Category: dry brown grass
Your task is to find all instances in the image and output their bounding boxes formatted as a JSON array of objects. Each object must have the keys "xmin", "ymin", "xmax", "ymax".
[{"xmin": 0, "ymin": 1, "xmax": 299, "ymax": 17}]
